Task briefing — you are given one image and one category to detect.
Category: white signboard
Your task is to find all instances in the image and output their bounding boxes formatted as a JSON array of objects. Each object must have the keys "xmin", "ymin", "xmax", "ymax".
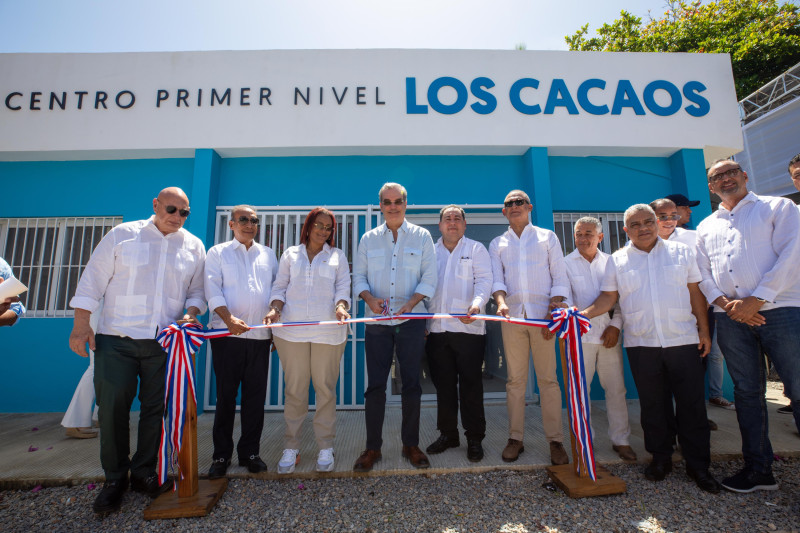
[{"xmin": 0, "ymin": 49, "xmax": 742, "ymax": 162}]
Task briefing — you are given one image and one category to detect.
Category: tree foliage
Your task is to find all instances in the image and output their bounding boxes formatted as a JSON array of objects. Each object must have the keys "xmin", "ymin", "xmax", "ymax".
[{"xmin": 565, "ymin": 0, "xmax": 800, "ymax": 99}]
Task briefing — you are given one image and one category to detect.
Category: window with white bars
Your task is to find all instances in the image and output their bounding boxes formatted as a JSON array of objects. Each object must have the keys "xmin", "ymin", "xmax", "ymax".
[
  {"xmin": 552, "ymin": 212, "xmax": 628, "ymax": 256},
  {"xmin": 0, "ymin": 217, "xmax": 121, "ymax": 317}
]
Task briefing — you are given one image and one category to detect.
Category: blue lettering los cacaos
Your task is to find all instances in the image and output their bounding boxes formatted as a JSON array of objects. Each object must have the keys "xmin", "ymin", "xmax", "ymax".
[{"xmin": 406, "ymin": 77, "xmax": 710, "ymax": 117}]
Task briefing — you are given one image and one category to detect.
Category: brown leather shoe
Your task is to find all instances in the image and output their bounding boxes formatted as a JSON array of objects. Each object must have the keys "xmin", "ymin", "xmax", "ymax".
[
  {"xmin": 502, "ymin": 439, "xmax": 524, "ymax": 462},
  {"xmin": 549, "ymin": 441, "xmax": 569, "ymax": 465},
  {"xmin": 612, "ymin": 444, "xmax": 638, "ymax": 462},
  {"xmin": 401, "ymin": 446, "xmax": 430, "ymax": 469},
  {"xmin": 353, "ymin": 449, "xmax": 381, "ymax": 472}
]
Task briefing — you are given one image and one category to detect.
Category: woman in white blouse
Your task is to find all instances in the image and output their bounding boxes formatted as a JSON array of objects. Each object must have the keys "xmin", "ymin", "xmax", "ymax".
[{"xmin": 263, "ymin": 208, "xmax": 351, "ymax": 473}]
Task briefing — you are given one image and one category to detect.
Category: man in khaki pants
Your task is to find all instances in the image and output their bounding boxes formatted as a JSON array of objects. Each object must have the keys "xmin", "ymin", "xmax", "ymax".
[{"xmin": 489, "ymin": 190, "xmax": 570, "ymax": 465}]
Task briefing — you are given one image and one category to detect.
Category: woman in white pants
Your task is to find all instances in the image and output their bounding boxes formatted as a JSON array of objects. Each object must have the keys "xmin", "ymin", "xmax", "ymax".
[
  {"xmin": 62, "ymin": 302, "xmax": 101, "ymax": 438},
  {"xmin": 264, "ymin": 208, "xmax": 350, "ymax": 473}
]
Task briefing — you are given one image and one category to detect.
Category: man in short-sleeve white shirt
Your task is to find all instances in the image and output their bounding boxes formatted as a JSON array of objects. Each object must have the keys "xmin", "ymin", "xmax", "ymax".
[
  {"xmin": 564, "ymin": 216, "xmax": 635, "ymax": 463},
  {"xmin": 582, "ymin": 204, "xmax": 718, "ymax": 493}
]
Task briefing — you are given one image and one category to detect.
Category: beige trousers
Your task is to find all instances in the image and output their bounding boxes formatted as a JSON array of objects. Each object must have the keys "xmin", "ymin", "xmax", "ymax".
[
  {"xmin": 501, "ymin": 322, "xmax": 563, "ymax": 442},
  {"xmin": 582, "ymin": 342, "xmax": 631, "ymax": 446},
  {"xmin": 273, "ymin": 337, "xmax": 346, "ymax": 450}
]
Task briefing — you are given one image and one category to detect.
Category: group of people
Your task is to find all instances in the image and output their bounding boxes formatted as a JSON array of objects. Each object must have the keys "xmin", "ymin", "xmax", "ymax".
[{"xmin": 19, "ymin": 153, "xmax": 788, "ymax": 514}]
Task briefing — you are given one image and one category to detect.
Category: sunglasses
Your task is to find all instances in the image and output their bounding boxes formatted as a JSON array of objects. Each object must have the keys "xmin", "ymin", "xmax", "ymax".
[
  {"xmin": 381, "ymin": 198, "xmax": 405, "ymax": 206},
  {"xmin": 164, "ymin": 205, "xmax": 190, "ymax": 217},
  {"xmin": 504, "ymin": 199, "xmax": 528, "ymax": 208},
  {"xmin": 656, "ymin": 214, "xmax": 681, "ymax": 221},
  {"xmin": 236, "ymin": 216, "xmax": 260, "ymax": 225},
  {"xmin": 313, "ymin": 221, "xmax": 334, "ymax": 232}
]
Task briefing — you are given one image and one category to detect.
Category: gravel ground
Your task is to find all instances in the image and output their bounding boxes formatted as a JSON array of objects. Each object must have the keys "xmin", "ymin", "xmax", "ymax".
[{"xmin": 1, "ymin": 457, "xmax": 797, "ymax": 533}]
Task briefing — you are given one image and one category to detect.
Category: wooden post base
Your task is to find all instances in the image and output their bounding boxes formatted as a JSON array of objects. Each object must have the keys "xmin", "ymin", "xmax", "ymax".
[
  {"xmin": 143, "ymin": 478, "xmax": 228, "ymax": 520},
  {"xmin": 546, "ymin": 464, "xmax": 626, "ymax": 498}
]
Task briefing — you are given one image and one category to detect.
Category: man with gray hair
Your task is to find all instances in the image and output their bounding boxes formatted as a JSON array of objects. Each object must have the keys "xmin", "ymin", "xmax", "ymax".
[
  {"xmin": 564, "ymin": 216, "xmax": 635, "ymax": 462},
  {"xmin": 425, "ymin": 204, "xmax": 493, "ymax": 462},
  {"xmin": 490, "ymin": 189, "xmax": 570, "ymax": 465},
  {"xmin": 581, "ymin": 204, "xmax": 718, "ymax": 493},
  {"xmin": 352, "ymin": 182, "xmax": 437, "ymax": 471}
]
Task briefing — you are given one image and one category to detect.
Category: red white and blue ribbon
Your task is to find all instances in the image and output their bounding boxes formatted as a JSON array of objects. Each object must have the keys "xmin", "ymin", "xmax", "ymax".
[
  {"xmin": 155, "ymin": 307, "xmax": 595, "ymax": 482},
  {"xmin": 155, "ymin": 322, "xmax": 204, "ymax": 487},
  {"xmin": 549, "ymin": 307, "xmax": 596, "ymax": 480}
]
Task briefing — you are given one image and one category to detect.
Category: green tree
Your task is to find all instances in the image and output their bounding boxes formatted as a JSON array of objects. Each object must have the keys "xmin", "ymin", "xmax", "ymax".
[{"xmin": 566, "ymin": 0, "xmax": 800, "ymax": 99}]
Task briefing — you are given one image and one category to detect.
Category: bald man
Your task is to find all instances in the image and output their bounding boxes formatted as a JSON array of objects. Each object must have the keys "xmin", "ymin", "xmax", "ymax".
[{"xmin": 69, "ymin": 187, "xmax": 207, "ymax": 514}]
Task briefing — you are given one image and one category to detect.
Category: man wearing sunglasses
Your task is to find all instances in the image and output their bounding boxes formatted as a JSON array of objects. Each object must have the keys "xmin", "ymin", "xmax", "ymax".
[
  {"xmin": 489, "ymin": 189, "xmax": 571, "ymax": 466},
  {"xmin": 651, "ymin": 198, "xmax": 697, "ymax": 248},
  {"xmin": 69, "ymin": 187, "xmax": 207, "ymax": 514},
  {"xmin": 352, "ymin": 182, "xmax": 437, "ymax": 472},
  {"xmin": 204, "ymin": 205, "xmax": 277, "ymax": 479},
  {"xmin": 696, "ymin": 159, "xmax": 800, "ymax": 493}
]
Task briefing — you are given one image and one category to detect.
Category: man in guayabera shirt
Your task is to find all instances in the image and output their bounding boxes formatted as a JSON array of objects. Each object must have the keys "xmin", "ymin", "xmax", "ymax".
[
  {"xmin": 696, "ymin": 159, "xmax": 800, "ymax": 493},
  {"xmin": 69, "ymin": 187, "xmax": 206, "ymax": 514},
  {"xmin": 352, "ymin": 182, "xmax": 437, "ymax": 472},
  {"xmin": 564, "ymin": 217, "xmax": 636, "ymax": 463},
  {"xmin": 489, "ymin": 189, "xmax": 570, "ymax": 466},
  {"xmin": 424, "ymin": 205, "xmax": 493, "ymax": 463},
  {"xmin": 581, "ymin": 204, "xmax": 718, "ymax": 494}
]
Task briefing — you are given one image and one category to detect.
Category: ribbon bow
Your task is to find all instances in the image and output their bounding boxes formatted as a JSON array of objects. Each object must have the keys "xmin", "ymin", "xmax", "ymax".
[{"xmin": 155, "ymin": 322, "xmax": 204, "ymax": 487}]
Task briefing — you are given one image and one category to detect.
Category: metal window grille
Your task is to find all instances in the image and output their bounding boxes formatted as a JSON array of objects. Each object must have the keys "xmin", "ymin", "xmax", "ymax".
[
  {"xmin": 0, "ymin": 217, "xmax": 121, "ymax": 317},
  {"xmin": 552, "ymin": 212, "xmax": 628, "ymax": 256}
]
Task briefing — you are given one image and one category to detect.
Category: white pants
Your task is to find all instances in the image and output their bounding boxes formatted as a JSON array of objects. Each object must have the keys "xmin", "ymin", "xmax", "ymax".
[
  {"xmin": 582, "ymin": 342, "xmax": 631, "ymax": 446},
  {"xmin": 61, "ymin": 351, "xmax": 99, "ymax": 428}
]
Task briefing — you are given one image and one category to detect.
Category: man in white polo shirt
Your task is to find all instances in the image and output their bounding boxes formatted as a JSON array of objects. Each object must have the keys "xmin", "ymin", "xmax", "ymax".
[
  {"xmin": 425, "ymin": 205, "xmax": 493, "ymax": 462},
  {"xmin": 564, "ymin": 216, "xmax": 635, "ymax": 463},
  {"xmin": 581, "ymin": 204, "xmax": 719, "ymax": 493}
]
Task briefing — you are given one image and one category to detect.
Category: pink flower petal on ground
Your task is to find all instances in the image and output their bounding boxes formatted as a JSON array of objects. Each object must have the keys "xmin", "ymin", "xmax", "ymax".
[
  {"xmin": 46, "ymin": 446, "xmax": 53, "ymax": 450},
  {"xmin": 297, "ymin": 483, "xmax": 305, "ymax": 490},
  {"xmin": 28, "ymin": 446, "xmax": 38, "ymax": 452},
  {"xmin": 31, "ymin": 485, "xmax": 42, "ymax": 493},
  {"xmin": 31, "ymin": 427, "xmax": 38, "ymax": 432},
  {"xmin": 87, "ymin": 483, "xmax": 96, "ymax": 490}
]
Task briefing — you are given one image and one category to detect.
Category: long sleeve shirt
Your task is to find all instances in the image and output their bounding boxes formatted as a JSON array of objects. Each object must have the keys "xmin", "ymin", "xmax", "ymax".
[
  {"xmin": 353, "ymin": 219, "xmax": 437, "ymax": 325},
  {"xmin": 564, "ymin": 249, "xmax": 622, "ymax": 345},
  {"xmin": 427, "ymin": 236, "xmax": 493, "ymax": 335},
  {"xmin": 696, "ymin": 191, "xmax": 800, "ymax": 311},
  {"xmin": 601, "ymin": 238, "xmax": 701, "ymax": 349},
  {"xmin": 0, "ymin": 257, "xmax": 25, "ymax": 322},
  {"xmin": 205, "ymin": 239, "xmax": 277, "ymax": 340},
  {"xmin": 270, "ymin": 243, "xmax": 351, "ymax": 344},
  {"xmin": 489, "ymin": 224, "xmax": 570, "ymax": 319},
  {"xmin": 70, "ymin": 216, "xmax": 207, "ymax": 339}
]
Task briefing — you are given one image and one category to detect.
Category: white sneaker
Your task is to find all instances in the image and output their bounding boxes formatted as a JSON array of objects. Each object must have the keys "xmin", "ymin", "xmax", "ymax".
[
  {"xmin": 316, "ymin": 448, "xmax": 335, "ymax": 472},
  {"xmin": 277, "ymin": 449, "xmax": 300, "ymax": 474}
]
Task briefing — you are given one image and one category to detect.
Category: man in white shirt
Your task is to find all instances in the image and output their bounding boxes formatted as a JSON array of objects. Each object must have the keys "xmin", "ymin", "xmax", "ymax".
[
  {"xmin": 582, "ymin": 204, "xmax": 719, "ymax": 493},
  {"xmin": 204, "ymin": 205, "xmax": 277, "ymax": 479},
  {"xmin": 696, "ymin": 159, "xmax": 800, "ymax": 493},
  {"xmin": 425, "ymin": 205, "xmax": 493, "ymax": 462},
  {"xmin": 652, "ymin": 198, "xmax": 734, "ymax": 413},
  {"xmin": 489, "ymin": 189, "xmax": 570, "ymax": 466},
  {"xmin": 69, "ymin": 187, "xmax": 206, "ymax": 513},
  {"xmin": 352, "ymin": 183, "xmax": 437, "ymax": 472},
  {"xmin": 564, "ymin": 217, "xmax": 635, "ymax": 462}
]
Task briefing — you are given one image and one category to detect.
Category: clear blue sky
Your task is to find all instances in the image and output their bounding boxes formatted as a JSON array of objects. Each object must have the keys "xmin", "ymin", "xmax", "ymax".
[{"xmin": 0, "ymin": 0, "xmax": 671, "ymax": 53}]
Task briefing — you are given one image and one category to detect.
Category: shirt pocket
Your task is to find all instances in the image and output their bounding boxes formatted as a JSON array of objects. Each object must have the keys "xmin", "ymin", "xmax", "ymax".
[
  {"xmin": 662, "ymin": 265, "xmax": 686, "ymax": 287},
  {"xmin": 367, "ymin": 248, "xmax": 385, "ymax": 271},
  {"xmin": 221, "ymin": 262, "xmax": 239, "ymax": 286},
  {"xmin": 621, "ymin": 309, "xmax": 648, "ymax": 337},
  {"xmin": 403, "ymin": 248, "xmax": 422, "ymax": 270},
  {"xmin": 174, "ymin": 249, "xmax": 196, "ymax": 281},
  {"xmin": 668, "ymin": 307, "xmax": 696, "ymax": 335},
  {"xmin": 119, "ymin": 242, "xmax": 149, "ymax": 267},
  {"xmin": 319, "ymin": 260, "xmax": 336, "ymax": 280},
  {"xmin": 618, "ymin": 269, "xmax": 642, "ymax": 293},
  {"xmin": 114, "ymin": 294, "xmax": 148, "ymax": 326},
  {"xmin": 448, "ymin": 297, "xmax": 469, "ymax": 314},
  {"xmin": 456, "ymin": 258, "xmax": 473, "ymax": 280}
]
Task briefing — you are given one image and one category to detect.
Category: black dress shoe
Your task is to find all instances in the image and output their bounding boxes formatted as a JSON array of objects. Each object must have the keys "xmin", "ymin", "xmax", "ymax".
[
  {"xmin": 93, "ymin": 478, "xmax": 128, "ymax": 514},
  {"xmin": 240, "ymin": 455, "xmax": 268, "ymax": 473},
  {"xmin": 644, "ymin": 459, "xmax": 672, "ymax": 481},
  {"xmin": 130, "ymin": 473, "xmax": 173, "ymax": 498},
  {"xmin": 687, "ymin": 466, "xmax": 721, "ymax": 494},
  {"xmin": 208, "ymin": 457, "xmax": 231, "ymax": 480},
  {"xmin": 426, "ymin": 434, "xmax": 460, "ymax": 454},
  {"xmin": 467, "ymin": 439, "xmax": 484, "ymax": 462}
]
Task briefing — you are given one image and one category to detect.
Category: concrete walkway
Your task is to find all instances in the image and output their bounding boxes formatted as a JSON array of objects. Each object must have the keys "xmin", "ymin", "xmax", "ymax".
[{"xmin": 1, "ymin": 390, "xmax": 797, "ymax": 490}]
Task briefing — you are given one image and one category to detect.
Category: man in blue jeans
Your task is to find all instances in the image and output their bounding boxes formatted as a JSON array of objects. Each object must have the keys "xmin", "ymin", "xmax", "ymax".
[{"xmin": 696, "ymin": 159, "xmax": 800, "ymax": 493}]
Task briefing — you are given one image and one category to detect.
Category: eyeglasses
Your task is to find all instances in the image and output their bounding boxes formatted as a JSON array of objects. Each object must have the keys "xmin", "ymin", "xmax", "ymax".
[
  {"xmin": 381, "ymin": 198, "xmax": 405, "ymax": 206},
  {"xmin": 164, "ymin": 205, "xmax": 190, "ymax": 217},
  {"xmin": 657, "ymin": 214, "xmax": 681, "ymax": 221},
  {"xmin": 236, "ymin": 216, "xmax": 259, "ymax": 225},
  {"xmin": 709, "ymin": 167, "xmax": 742, "ymax": 183},
  {"xmin": 313, "ymin": 221, "xmax": 334, "ymax": 232},
  {"xmin": 504, "ymin": 199, "xmax": 528, "ymax": 208}
]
